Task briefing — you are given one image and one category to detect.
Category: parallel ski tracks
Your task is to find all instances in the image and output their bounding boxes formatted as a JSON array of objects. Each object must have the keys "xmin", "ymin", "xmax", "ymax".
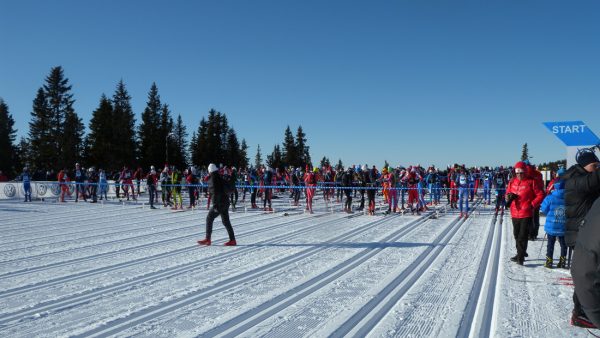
[
  {"xmin": 73, "ymin": 212, "xmax": 434, "ymax": 338},
  {"xmin": 41, "ymin": 213, "xmax": 427, "ymax": 338},
  {"xmin": 327, "ymin": 202, "xmax": 482, "ymax": 337},
  {"xmin": 0, "ymin": 210, "xmax": 334, "ymax": 296},
  {"xmin": 456, "ymin": 208, "xmax": 504, "ymax": 338},
  {"xmin": 0, "ymin": 212, "xmax": 360, "ymax": 327},
  {"xmin": 0, "ymin": 209, "xmax": 276, "ymax": 279},
  {"xmin": 0, "ymin": 205, "xmax": 293, "ymax": 262}
]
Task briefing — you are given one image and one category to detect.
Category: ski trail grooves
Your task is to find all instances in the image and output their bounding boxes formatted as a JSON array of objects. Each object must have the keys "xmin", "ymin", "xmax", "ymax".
[{"xmin": 66, "ymin": 214, "xmax": 424, "ymax": 337}]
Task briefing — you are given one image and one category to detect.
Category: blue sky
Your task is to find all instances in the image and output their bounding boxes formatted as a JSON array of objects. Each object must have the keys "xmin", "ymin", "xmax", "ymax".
[{"xmin": 2, "ymin": 1, "xmax": 600, "ymax": 168}]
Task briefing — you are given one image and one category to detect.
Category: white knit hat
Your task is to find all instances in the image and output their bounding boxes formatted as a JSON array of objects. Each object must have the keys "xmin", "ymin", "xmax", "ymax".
[{"xmin": 208, "ymin": 163, "xmax": 218, "ymax": 173}]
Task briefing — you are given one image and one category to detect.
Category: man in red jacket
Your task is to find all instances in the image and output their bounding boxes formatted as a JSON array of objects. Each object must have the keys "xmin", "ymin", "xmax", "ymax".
[{"xmin": 505, "ymin": 161, "xmax": 545, "ymax": 265}]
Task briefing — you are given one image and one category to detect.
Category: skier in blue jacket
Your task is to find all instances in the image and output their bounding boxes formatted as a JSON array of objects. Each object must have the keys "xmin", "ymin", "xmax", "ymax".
[
  {"xmin": 540, "ymin": 179, "xmax": 567, "ymax": 268},
  {"xmin": 22, "ymin": 167, "xmax": 32, "ymax": 202}
]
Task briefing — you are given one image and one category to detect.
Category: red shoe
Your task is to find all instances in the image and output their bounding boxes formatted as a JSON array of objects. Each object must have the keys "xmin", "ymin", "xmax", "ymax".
[
  {"xmin": 571, "ymin": 312, "xmax": 597, "ymax": 328},
  {"xmin": 197, "ymin": 239, "xmax": 211, "ymax": 246},
  {"xmin": 224, "ymin": 240, "xmax": 237, "ymax": 246}
]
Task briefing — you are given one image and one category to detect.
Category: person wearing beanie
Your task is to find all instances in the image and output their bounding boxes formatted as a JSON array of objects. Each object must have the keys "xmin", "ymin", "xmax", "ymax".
[
  {"xmin": 262, "ymin": 166, "xmax": 273, "ymax": 211},
  {"xmin": 198, "ymin": 163, "xmax": 237, "ymax": 246},
  {"xmin": 304, "ymin": 166, "xmax": 318, "ymax": 213},
  {"xmin": 505, "ymin": 161, "xmax": 544, "ymax": 266},
  {"xmin": 563, "ymin": 147, "xmax": 600, "ymax": 328}
]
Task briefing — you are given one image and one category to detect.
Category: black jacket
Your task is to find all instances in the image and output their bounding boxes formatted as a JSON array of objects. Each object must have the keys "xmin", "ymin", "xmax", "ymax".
[
  {"xmin": 208, "ymin": 172, "xmax": 230, "ymax": 208},
  {"xmin": 573, "ymin": 197, "xmax": 600, "ymax": 328},
  {"xmin": 563, "ymin": 164, "xmax": 600, "ymax": 247}
]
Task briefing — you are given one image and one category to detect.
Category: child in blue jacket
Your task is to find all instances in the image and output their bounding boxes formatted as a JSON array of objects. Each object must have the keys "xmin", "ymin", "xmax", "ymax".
[{"xmin": 540, "ymin": 180, "xmax": 567, "ymax": 268}]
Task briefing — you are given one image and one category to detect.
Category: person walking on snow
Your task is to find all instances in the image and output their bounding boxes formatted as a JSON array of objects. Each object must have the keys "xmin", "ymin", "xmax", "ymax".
[
  {"xmin": 457, "ymin": 167, "xmax": 470, "ymax": 218},
  {"xmin": 482, "ymin": 167, "xmax": 493, "ymax": 205},
  {"xmin": 304, "ymin": 166, "xmax": 318, "ymax": 214},
  {"xmin": 20, "ymin": 167, "xmax": 32, "ymax": 202},
  {"xmin": 540, "ymin": 179, "xmax": 567, "ymax": 269},
  {"xmin": 342, "ymin": 166, "xmax": 354, "ymax": 213},
  {"xmin": 505, "ymin": 161, "xmax": 544, "ymax": 266},
  {"xmin": 146, "ymin": 166, "xmax": 158, "ymax": 209},
  {"xmin": 198, "ymin": 163, "xmax": 237, "ymax": 246},
  {"xmin": 74, "ymin": 163, "xmax": 87, "ymax": 202},
  {"xmin": 58, "ymin": 168, "xmax": 70, "ymax": 202},
  {"xmin": 494, "ymin": 167, "xmax": 507, "ymax": 212},
  {"xmin": 98, "ymin": 169, "xmax": 108, "ymax": 201}
]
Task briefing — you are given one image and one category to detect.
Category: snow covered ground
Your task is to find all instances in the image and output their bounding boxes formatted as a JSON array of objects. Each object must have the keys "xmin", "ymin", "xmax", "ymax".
[{"xmin": 0, "ymin": 193, "xmax": 593, "ymax": 337}]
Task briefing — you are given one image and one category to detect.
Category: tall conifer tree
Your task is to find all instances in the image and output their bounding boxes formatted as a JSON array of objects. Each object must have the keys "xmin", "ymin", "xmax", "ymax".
[
  {"xmin": 138, "ymin": 83, "xmax": 162, "ymax": 169},
  {"xmin": 0, "ymin": 99, "xmax": 17, "ymax": 176},
  {"xmin": 86, "ymin": 94, "xmax": 114, "ymax": 169},
  {"xmin": 171, "ymin": 114, "xmax": 188, "ymax": 170},
  {"xmin": 283, "ymin": 126, "xmax": 296, "ymax": 167},
  {"xmin": 112, "ymin": 80, "xmax": 137, "ymax": 168}
]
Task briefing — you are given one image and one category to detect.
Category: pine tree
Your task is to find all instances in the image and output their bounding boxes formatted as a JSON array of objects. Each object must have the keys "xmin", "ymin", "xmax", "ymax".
[
  {"xmin": 112, "ymin": 80, "xmax": 137, "ymax": 169},
  {"xmin": 337, "ymin": 159, "xmax": 343, "ymax": 170},
  {"xmin": 191, "ymin": 117, "xmax": 209, "ymax": 167},
  {"xmin": 86, "ymin": 94, "xmax": 114, "ymax": 169},
  {"xmin": 0, "ymin": 98, "xmax": 17, "ymax": 176},
  {"xmin": 62, "ymin": 109, "xmax": 85, "ymax": 168},
  {"xmin": 239, "ymin": 139, "xmax": 249, "ymax": 169},
  {"xmin": 226, "ymin": 128, "xmax": 241, "ymax": 167},
  {"xmin": 42, "ymin": 66, "xmax": 82, "ymax": 170},
  {"xmin": 189, "ymin": 131, "xmax": 198, "ymax": 167},
  {"xmin": 160, "ymin": 104, "xmax": 175, "ymax": 167},
  {"xmin": 320, "ymin": 156, "xmax": 330, "ymax": 168},
  {"xmin": 266, "ymin": 145, "xmax": 282, "ymax": 169},
  {"xmin": 283, "ymin": 126, "xmax": 296, "ymax": 167},
  {"xmin": 15, "ymin": 137, "xmax": 31, "ymax": 176},
  {"xmin": 138, "ymin": 83, "xmax": 162, "ymax": 169},
  {"xmin": 28, "ymin": 88, "xmax": 53, "ymax": 170},
  {"xmin": 255, "ymin": 144, "xmax": 262, "ymax": 168},
  {"xmin": 171, "ymin": 114, "xmax": 188, "ymax": 170},
  {"xmin": 521, "ymin": 143, "xmax": 529, "ymax": 162},
  {"xmin": 295, "ymin": 126, "xmax": 310, "ymax": 167}
]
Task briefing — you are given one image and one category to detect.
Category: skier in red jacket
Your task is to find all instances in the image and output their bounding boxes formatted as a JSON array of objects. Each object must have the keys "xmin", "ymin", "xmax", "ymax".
[{"xmin": 505, "ymin": 161, "xmax": 545, "ymax": 265}]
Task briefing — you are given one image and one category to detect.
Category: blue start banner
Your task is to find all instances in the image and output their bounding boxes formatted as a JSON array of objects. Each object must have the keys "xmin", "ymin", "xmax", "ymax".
[{"xmin": 543, "ymin": 120, "xmax": 600, "ymax": 146}]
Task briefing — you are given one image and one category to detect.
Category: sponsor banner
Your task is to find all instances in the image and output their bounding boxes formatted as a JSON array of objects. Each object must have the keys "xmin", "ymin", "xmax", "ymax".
[{"xmin": 0, "ymin": 181, "xmax": 149, "ymax": 200}]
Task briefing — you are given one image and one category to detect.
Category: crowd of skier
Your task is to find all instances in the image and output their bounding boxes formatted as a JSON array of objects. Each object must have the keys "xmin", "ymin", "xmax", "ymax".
[{"xmin": 15, "ymin": 162, "xmax": 533, "ymax": 216}]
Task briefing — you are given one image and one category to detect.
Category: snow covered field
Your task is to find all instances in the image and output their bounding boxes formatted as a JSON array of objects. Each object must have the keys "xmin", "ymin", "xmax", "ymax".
[{"xmin": 0, "ymin": 194, "xmax": 593, "ymax": 337}]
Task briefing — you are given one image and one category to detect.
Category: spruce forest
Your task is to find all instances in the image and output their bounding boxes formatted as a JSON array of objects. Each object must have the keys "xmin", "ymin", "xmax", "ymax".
[{"xmin": 0, "ymin": 66, "xmax": 312, "ymax": 178}]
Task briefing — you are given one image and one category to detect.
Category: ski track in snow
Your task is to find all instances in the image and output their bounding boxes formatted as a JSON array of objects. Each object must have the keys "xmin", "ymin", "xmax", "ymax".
[{"xmin": 0, "ymin": 197, "xmax": 594, "ymax": 337}]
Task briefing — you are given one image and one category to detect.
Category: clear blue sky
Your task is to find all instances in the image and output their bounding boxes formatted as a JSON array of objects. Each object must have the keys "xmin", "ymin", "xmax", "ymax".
[{"xmin": 2, "ymin": 1, "xmax": 600, "ymax": 168}]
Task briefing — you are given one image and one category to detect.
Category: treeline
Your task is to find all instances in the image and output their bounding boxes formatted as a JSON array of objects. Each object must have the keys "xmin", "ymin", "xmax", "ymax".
[{"xmin": 0, "ymin": 66, "xmax": 312, "ymax": 178}]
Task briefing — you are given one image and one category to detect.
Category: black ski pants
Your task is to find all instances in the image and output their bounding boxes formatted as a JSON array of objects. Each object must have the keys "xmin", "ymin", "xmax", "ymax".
[
  {"xmin": 205, "ymin": 204, "xmax": 236, "ymax": 241},
  {"xmin": 512, "ymin": 217, "xmax": 531, "ymax": 261}
]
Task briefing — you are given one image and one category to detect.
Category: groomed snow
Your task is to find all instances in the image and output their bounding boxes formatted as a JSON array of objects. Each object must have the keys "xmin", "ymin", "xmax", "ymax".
[{"xmin": 0, "ymin": 194, "xmax": 592, "ymax": 337}]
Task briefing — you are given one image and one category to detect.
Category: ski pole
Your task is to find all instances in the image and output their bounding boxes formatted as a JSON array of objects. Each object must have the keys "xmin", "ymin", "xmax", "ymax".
[{"xmin": 537, "ymin": 233, "xmax": 547, "ymax": 260}]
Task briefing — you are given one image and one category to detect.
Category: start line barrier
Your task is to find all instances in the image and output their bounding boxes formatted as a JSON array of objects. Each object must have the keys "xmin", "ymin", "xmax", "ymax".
[{"xmin": 0, "ymin": 181, "xmax": 505, "ymax": 200}]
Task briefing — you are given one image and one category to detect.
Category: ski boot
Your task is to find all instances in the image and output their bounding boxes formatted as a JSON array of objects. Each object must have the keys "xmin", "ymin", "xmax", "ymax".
[
  {"xmin": 544, "ymin": 256, "xmax": 553, "ymax": 269},
  {"xmin": 557, "ymin": 256, "xmax": 567, "ymax": 269},
  {"xmin": 224, "ymin": 240, "xmax": 237, "ymax": 246}
]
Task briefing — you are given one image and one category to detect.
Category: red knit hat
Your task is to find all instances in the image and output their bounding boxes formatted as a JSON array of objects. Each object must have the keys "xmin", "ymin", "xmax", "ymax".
[{"xmin": 514, "ymin": 161, "xmax": 527, "ymax": 171}]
